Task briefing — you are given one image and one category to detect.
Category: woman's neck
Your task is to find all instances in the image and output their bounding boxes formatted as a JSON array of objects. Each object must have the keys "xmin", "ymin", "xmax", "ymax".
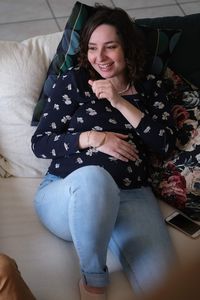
[{"xmin": 109, "ymin": 76, "xmax": 130, "ymax": 94}]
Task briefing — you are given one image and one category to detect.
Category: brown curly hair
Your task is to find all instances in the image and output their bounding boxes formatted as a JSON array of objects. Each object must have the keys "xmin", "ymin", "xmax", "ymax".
[{"xmin": 78, "ymin": 5, "xmax": 147, "ymax": 84}]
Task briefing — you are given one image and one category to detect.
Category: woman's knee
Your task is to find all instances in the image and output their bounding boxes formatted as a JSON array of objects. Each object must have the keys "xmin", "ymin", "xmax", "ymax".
[
  {"xmin": 68, "ymin": 166, "xmax": 120, "ymax": 213},
  {"xmin": 72, "ymin": 166, "xmax": 119, "ymax": 194}
]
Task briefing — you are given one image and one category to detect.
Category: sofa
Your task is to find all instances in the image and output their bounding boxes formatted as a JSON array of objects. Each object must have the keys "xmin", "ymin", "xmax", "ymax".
[{"xmin": 0, "ymin": 2, "xmax": 200, "ymax": 299}]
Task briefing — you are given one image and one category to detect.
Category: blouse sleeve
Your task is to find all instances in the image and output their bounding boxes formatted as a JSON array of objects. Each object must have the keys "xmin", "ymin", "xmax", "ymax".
[
  {"xmin": 135, "ymin": 75, "xmax": 176, "ymax": 156},
  {"xmin": 31, "ymin": 70, "xmax": 81, "ymax": 159}
]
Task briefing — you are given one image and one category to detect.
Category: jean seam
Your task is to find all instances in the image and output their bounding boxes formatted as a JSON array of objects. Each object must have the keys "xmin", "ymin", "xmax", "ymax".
[
  {"xmin": 110, "ymin": 235, "xmax": 143, "ymax": 293},
  {"xmin": 70, "ymin": 193, "xmax": 84, "ymax": 266}
]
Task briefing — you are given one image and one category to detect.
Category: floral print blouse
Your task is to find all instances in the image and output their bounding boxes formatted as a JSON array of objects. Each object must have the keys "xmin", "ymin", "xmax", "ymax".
[{"xmin": 31, "ymin": 66, "xmax": 176, "ymax": 189}]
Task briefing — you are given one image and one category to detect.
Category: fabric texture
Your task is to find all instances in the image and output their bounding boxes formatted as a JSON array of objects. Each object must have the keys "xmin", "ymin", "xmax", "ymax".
[
  {"xmin": 31, "ymin": 1, "xmax": 181, "ymax": 126},
  {"xmin": 136, "ymin": 13, "xmax": 200, "ymax": 88},
  {"xmin": 0, "ymin": 32, "xmax": 62, "ymax": 177},
  {"xmin": 31, "ymin": 67, "xmax": 176, "ymax": 189},
  {"xmin": 150, "ymin": 68, "xmax": 200, "ymax": 220},
  {"xmin": 138, "ymin": 25, "xmax": 181, "ymax": 76}
]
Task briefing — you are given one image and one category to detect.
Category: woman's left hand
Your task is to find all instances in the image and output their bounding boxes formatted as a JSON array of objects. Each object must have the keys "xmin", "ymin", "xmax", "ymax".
[{"xmin": 88, "ymin": 79, "xmax": 122, "ymax": 108}]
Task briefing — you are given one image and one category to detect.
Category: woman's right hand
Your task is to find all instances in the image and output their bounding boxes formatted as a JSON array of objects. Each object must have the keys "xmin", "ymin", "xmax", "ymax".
[{"xmin": 97, "ymin": 132, "xmax": 139, "ymax": 162}]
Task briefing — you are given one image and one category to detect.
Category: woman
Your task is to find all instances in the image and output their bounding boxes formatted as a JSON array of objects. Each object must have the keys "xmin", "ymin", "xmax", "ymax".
[{"xmin": 31, "ymin": 5, "xmax": 177, "ymax": 300}]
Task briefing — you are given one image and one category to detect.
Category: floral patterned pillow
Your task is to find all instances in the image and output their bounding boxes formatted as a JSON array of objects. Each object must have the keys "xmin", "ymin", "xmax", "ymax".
[{"xmin": 150, "ymin": 68, "xmax": 200, "ymax": 220}]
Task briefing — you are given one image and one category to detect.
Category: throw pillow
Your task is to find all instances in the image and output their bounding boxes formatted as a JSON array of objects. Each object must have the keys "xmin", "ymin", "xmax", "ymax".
[
  {"xmin": 136, "ymin": 13, "xmax": 200, "ymax": 89},
  {"xmin": 31, "ymin": 1, "xmax": 94, "ymax": 126},
  {"xmin": 0, "ymin": 32, "xmax": 62, "ymax": 177},
  {"xmin": 150, "ymin": 68, "xmax": 200, "ymax": 220},
  {"xmin": 140, "ymin": 26, "xmax": 181, "ymax": 76},
  {"xmin": 31, "ymin": 1, "xmax": 181, "ymax": 126}
]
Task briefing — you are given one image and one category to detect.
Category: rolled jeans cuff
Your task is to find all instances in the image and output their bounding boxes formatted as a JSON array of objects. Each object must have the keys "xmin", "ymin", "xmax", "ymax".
[{"xmin": 81, "ymin": 267, "xmax": 109, "ymax": 287}]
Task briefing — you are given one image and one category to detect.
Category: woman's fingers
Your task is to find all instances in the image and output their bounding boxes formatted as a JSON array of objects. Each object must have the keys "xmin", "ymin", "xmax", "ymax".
[
  {"xmin": 110, "ymin": 137, "xmax": 139, "ymax": 161},
  {"xmin": 96, "ymin": 132, "xmax": 139, "ymax": 162},
  {"xmin": 88, "ymin": 79, "xmax": 117, "ymax": 100},
  {"xmin": 118, "ymin": 142, "xmax": 139, "ymax": 161}
]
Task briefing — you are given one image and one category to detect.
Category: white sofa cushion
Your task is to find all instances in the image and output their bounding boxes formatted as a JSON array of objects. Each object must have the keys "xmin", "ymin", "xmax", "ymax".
[{"xmin": 0, "ymin": 32, "xmax": 62, "ymax": 177}]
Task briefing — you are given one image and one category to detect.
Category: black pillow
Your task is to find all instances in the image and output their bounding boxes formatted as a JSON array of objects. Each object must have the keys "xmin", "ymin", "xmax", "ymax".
[{"xmin": 136, "ymin": 13, "xmax": 200, "ymax": 89}]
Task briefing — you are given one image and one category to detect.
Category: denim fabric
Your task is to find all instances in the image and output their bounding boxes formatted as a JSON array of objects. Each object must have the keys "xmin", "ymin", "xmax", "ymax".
[{"xmin": 34, "ymin": 166, "xmax": 175, "ymax": 292}]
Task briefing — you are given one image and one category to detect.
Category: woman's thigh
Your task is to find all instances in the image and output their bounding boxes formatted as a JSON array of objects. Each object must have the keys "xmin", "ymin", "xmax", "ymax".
[
  {"xmin": 110, "ymin": 186, "xmax": 175, "ymax": 294},
  {"xmin": 34, "ymin": 166, "xmax": 120, "ymax": 242},
  {"xmin": 34, "ymin": 173, "xmax": 72, "ymax": 240}
]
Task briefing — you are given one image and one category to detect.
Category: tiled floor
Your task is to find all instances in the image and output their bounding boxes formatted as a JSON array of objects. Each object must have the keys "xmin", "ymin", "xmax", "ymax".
[{"xmin": 0, "ymin": 0, "xmax": 199, "ymax": 41}]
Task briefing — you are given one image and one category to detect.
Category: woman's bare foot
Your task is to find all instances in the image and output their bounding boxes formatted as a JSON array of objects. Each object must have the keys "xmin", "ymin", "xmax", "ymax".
[{"xmin": 79, "ymin": 279, "xmax": 106, "ymax": 300}]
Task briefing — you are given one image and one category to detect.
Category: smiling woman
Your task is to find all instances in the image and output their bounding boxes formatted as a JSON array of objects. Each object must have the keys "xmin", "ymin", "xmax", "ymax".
[
  {"xmin": 79, "ymin": 5, "xmax": 146, "ymax": 88},
  {"xmin": 87, "ymin": 24, "xmax": 127, "ymax": 89},
  {"xmin": 31, "ymin": 4, "xmax": 177, "ymax": 300}
]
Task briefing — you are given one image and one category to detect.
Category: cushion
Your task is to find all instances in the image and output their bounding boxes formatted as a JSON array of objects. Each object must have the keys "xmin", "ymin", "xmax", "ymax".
[
  {"xmin": 136, "ymin": 13, "xmax": 200, "ymax": 88},
  {"xmin": 150, "ymin": 68, "xmax": 200, "ymax": 221},
  {"xmin": 0, "ymin": 32, "xmax": 62, "ymax": 177},
  {"xmin": 31, "ymin": 1, "xmax": 94, "ymax": 126},
  {"xmin": 137, "ymin": 25, "xmax": 181, "ymax": 76},
  {"xmin": 31, "ymin": 0, "xmax": 181, "ymax": 126}
]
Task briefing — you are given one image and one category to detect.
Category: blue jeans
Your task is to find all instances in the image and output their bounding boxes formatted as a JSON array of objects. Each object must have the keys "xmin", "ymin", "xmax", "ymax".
[{"xmin": 34, "ymin": 166, "xmax": 175, "ymax": 293}]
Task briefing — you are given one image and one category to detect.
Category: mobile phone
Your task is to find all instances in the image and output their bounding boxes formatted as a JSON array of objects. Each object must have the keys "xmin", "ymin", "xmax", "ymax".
[{"xmin": 165, "ymin": 211, "xmax": 200, "ymax": 239}]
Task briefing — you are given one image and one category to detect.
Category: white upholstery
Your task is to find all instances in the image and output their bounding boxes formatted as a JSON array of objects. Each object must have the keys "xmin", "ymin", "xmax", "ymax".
[
  {"xmin": 0, "ymin": 32, "xmax": 199, "ymax": 300},
  {"xmin": 0, "ymin": 32, "xmax": 62, "ymax": 177},
  {"xmin": 0, "ymin": 178, "xmax": 199, "ymax": 300}
]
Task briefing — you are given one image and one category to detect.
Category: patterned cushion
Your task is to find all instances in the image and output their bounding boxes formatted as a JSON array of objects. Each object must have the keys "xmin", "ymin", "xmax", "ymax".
[
  {"xmin": 31, "ymin": 2, "xmax": 93, "ymax": 126},
  {"xmin": 31, "ymin": 1, "xmax": 181, "ymax": 126},
  {"xmin": 150, "ymin": 68, "xmax": 200, "ymax": 220},
  {"xmin": 138, "ymin": 25, "xmax": 181, "ymax": 76},
  {"xmin": 136, "ymin": 13, "xmax": 200, "ymax": 89}
]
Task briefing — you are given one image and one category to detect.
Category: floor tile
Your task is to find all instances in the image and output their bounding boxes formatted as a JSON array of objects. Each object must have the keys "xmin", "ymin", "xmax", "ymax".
[
  {"xmin": 0, "ymin": 0, "xmax": 190, "ymax": 41},
  {"xmin": 113, "ymin": 0, "xmax": 176, "ymax": 10},
  {"xmin": 0, "ymin": 19, "xmax": 60, "ymax": 41},
  {"xmin": 180, "ymin": 2, "xmax": 200, "ymax": 14},
  {"xmin": 0, "ymin": 0, "xmax": 52, "ymax": 23},
  {"xmin": 128, "ymin": 5, "xmax": 184, "ymax": 19},
  {"xmin": 56, "ymin": 17, "xmax": 68, "ymax": 30},
  {"xmin": 48, "ymin": 0, "xmax": 114, "ymax": 18},
  {"xmin": 177, "ymin": 0, "xmax": 200, "ymax": 3}
]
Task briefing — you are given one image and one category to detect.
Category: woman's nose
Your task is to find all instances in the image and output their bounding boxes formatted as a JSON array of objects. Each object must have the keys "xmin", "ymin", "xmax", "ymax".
[{"xmin": 96, "ymin": 49, "xmax": 105, "ymax": 61}]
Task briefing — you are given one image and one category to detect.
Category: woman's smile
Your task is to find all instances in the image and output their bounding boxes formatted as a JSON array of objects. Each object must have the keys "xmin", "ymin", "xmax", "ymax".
[
  {"xmin": 98, "ymin": 62, "xmax": 114, "ymax": 72},
  {"xmin": 87, "ymin": 24, "xmax": 127, "ymax": 80}
]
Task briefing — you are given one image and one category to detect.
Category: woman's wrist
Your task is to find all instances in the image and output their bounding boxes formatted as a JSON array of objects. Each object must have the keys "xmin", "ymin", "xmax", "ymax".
[
  {"xmin": 88, "ymin": 131, "xmax": 107, "ymax": 149},
  {"xmin": 79, "ymin": 131, "xmax": 106, "ymax": 149},
  {"xmin": 115, "ymin": 98, "xmax": 145, "ymax": 128}
]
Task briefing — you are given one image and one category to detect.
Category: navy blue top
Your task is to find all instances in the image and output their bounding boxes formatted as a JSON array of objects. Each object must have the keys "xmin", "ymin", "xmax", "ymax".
[{"xmin": 31, "ymin": 66, "xmax": 176, "ymax": 189}]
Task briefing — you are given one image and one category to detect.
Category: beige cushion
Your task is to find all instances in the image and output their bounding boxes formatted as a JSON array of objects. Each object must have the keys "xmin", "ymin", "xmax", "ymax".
[{"xmin": 0, "ymin": 32, "xmax": 62, "ymax": 177}]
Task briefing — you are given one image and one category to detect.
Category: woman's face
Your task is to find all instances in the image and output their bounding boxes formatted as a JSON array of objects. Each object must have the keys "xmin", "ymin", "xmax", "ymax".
[{"xmin": 87, "ymin": 24, "xmax": 127, "ymax": 80}]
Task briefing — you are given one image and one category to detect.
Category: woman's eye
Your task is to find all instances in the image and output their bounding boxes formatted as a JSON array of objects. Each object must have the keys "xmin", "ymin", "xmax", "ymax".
[
  {"xmin": 88, "ymin": 47, "xmax": 96, "ymax": 51},
  {"xmin": 107, "ymin": 45, "xmax": 117, "ymax": 49}
]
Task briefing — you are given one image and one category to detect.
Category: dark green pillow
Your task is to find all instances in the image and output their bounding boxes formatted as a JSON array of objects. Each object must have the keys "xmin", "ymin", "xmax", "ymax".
[
  {"xmin": 31, "ymin": 1, "xmax": 181, "ymax": 126},
  {"xmin": 137, "ymin": 25, "xmax": 181, "ymax": 76},
  {"xmin": 31, "ymin": 1, "xmax": 94, "ymax": 126},
  {"xmin": 136, "ymin": 13, "xmax": 200, "ymax": 88}
]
